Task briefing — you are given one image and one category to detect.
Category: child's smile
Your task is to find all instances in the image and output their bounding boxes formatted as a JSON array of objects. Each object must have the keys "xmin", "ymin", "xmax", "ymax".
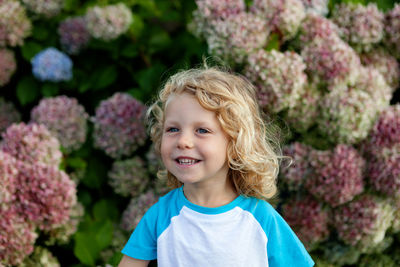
[{"xmin": 160, "ymin": 92, "xmax": 230, "ymax": 186}]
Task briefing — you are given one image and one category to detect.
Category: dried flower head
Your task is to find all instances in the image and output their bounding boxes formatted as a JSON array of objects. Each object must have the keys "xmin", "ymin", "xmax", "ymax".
[
  {"xmin": 92, "ymin": 93, "xmax": 146, "ymax": 159},
  {"xmin": 30, "ymin": 95, "xmax": 89, "ymax": 153}
]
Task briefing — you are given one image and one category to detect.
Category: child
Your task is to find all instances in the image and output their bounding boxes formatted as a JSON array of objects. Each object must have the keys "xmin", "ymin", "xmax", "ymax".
[{"xmin": 118, "ymin": 67, "xmax": 314, "ymax": 267}]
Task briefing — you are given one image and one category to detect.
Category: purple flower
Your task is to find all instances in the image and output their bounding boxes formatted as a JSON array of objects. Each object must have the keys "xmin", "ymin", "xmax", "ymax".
[
  {"xmin": 58, "ymin": 17, "xmax": 90, "ymax": 55},
  {"xmin": 30, "ymin": 95, "xmax": 89, "ymax": 153},
  {"xmin": 0, "ymin": 49, "xmax": 16, "ymax": 86},
  {"xmin": 0, "ymin": 122, "xmax": 62, "ymax": 166},
  {"xmin": 92, "ymin": 93, "xmax": 147, "ymax": 159},
  {"xmin": 0, "ymin": 97, "xmax": 21, "ymax": 134},
  {"xmin": 306, "ymin": 145, "xmax": 365, "ymax": 207},
  {"xmin": 108, "ymin": 156, "xmax": 149, "ymax": 197},
  {"xmin": 332, "ymin": 194, "xmax": 394, "ymax": 252},
  {"xmin": 282, "ymin": 194, "xmax": 330, "ymax": 250},
  {"xmin": 0, "ymin": 0, "xmax": 31, "ymax": 47},
  {"xmin": 280, "ymin": 142, "xmax": 311, "ymax": 191}
]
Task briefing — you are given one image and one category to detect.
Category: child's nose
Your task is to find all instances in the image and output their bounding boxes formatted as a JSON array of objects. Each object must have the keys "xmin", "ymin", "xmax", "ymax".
[{"xmin": 177, "ymin": 132, "xmax": 193, "ymax": 149}]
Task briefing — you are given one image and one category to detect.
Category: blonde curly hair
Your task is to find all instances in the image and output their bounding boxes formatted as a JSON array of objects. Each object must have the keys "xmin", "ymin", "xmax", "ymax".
[{"xmin": 147, "ymin": 66, "xmax": 281, "ymax": 200}]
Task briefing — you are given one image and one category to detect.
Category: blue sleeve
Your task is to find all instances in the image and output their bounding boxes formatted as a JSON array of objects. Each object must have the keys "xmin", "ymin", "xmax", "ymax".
[
  {"xmin": 265, "ymin": 204, "xmax": 314, "ymax": 267},
  {"xmin": 121, "ymin": 203, "xmax": 159, "ymax": 260}
]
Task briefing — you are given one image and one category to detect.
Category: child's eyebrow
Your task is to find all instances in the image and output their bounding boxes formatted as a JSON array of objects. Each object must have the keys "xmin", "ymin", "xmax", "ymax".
[{"xmin": 164, "ymin": 120, "xmax": 214, "ymax": 127}]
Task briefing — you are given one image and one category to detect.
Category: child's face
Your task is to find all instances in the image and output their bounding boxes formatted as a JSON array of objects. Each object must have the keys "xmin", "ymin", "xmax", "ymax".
[{"xmin": 161, "ymin": 92, "xmax": 230, "ymax": 186}]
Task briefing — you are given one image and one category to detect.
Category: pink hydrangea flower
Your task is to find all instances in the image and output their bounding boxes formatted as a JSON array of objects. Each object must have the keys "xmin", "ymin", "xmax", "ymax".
[
  {"xmin": 245, "ymin": 49, "xmax": 307, "ymax": 112},
  {"xmin": 384, "ymin": 3, "xmax": 400, "ymax": 58},
  {"xmin": 0, "ymin": 0, "xmax": 31, "ymax": 47},
  {"xmin": 0, "ymin": 48, "xmax": 17, "ymax": 86},
  {"xmin": 0, "ymin": 151, "xmax": 18, "ymax": 206},
  {"xmin": 0, "ymin": 206, "xmax": 37, "ymax": 266},
  {"xmin": 306, "ymin": 145, "xmax": 365, "ymax": 207},
  {"xmin": 331, "ymin": 3, "xmax": 384, "ymax": 52},
  {"xmin": 92, "ymin": 93, "xmax": 146, "ymax": 159},
  {"xmin": 299, "ymin": 0, "xmax": 328, "ymax": 15},
  {"xmin": 298, "ymin": 13, "xmax": 340, "ymax": 44},
  {"xmin": 251, "ymin": 0, "xmax": 306, "ymax": 41},
  {"xmin": 14, "ymin": 161, "xmax": 77, "ymax": 231},
  {"xmin": 30, "ymin": 95, "xmax": 89, "ymax": 153},
  {"xmin": 85, "ymin": 3, "xmax": 133, "ymax": 41},
  {"xmin": 0, "ymin": 122, "xmax": 62, "ymax": 166},
  {"xmin": 282, "ymin": 194, "xmax": 330, "ymax": 250}
]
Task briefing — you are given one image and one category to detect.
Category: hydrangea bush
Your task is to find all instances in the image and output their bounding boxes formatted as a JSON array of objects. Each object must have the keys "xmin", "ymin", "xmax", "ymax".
[{"xmin": 31, "ymin": 48, "xmax": 73, "ymax": 82}]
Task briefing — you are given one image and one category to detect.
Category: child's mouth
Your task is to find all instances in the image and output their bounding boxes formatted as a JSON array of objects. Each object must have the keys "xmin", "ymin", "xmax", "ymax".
[{"xmin": 175, "ymin": 158, "xmax": 201, "ymax": 165}]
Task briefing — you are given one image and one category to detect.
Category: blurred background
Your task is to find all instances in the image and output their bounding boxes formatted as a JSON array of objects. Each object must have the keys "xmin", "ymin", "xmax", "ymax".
[{"xmin": 0, "ymin": 0, "xmax": 400, "ymax": 266}]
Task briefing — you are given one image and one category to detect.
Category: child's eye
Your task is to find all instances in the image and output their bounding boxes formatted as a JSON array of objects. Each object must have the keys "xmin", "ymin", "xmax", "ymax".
[
  {"xmin": 197, "ymin": 128, "xmax": 210, "ymax": 134},
  {"xmin": 166, "ymin": 127, "xmax": 179, "ymax": 133}
]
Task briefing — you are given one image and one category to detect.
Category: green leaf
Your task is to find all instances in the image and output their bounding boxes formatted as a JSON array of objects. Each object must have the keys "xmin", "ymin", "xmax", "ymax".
[
  {"xmin": 92, "ymin": 66, "xmax": 118, "ymax": 90},
  {"xmin": 21, "ymin": 41, "xmax": 43, "ymax": 61},
  {"xmin": 32, "ymin": 26, "xmax": 49, "ymax": 41},
  {"xmin": 148, "ymin": 30, "xmax": 171, "ymax": 54},
  {"xmin": 134, "ymin": 63, "xmax": 165, "ymax": 94},
  {"xmin": 74, "ymin": 232, "xmax": 99, "ymax": 266},
  {"xmin": 126, "ymin": 88, "xmax": 143, "ymax": 101},
  {"xmin": 67, "ymin": 157, "xmax": 87, "ymax": 169},
  {"xmin": 121, "ymin": 43, "xmax": 138, "ymax": 58},
  {"xmin": 81, "ymin": 157, "xmax": 107, "ymax": 189},
  {"xmin": 108, "ymin": 252, "xmax": 124, "ymax": 266},
  {"xmin": 16, "ymin": 77, "xmax": 40, "ymax": 106},
  {"xmin": 265, "ymin": 33, "xmax": 280, "ymax": 52},
  {"xmin": 65, "ymin": 0, "xmax": 80, "ymax": 11},
  {"xmin": 41, "ymin": 83, "xmax": 59, "ymax": 97},
  {"xmin": 94, "ymin": 220, "xmax": 113, "ymax": 250},
  {"xmin": 92, "ymin": 199, "xmax": 119, "ymax": 222},
  {"xmin": 128, "ymin": 14, "xmax": 145, "ymax": 38}
]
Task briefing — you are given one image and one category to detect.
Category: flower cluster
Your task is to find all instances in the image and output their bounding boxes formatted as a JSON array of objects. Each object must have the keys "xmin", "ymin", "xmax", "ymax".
[
  {"xmin": 384, "ymin": 4, "xmax": 400, "ymax": 59},
  {"xmin": 0, "ymin": 0, "xmax": 31, "ymax": 47},
  {"xmin": 0, "ymin": 122, "xmax": 62, "ymax": 166},
  {"xmin": 301, "ymin": 35, "xmax": 361, "ymax": 87},
  {"xmin": 0, "ymin": 48, "xmax": 16, "ymax": 86},
  {"xmin": 20, "ymin": 246, "xmax": 60, "ymax": 267},
  {"xmin": 0, "ymin": 206, "xmax": 37, "ymax": 266},
  {"xmin": 14, "ymin": 161, "xmax": 77, "ymax": 231},
  {"xmin": 280, "ymin": 142, "xmax": 311, "ymax": 191},
  {"xmin": 58, "ymin": 17, "xmax": 90, "ymax": 55},
  {"xmin": 85, "ymin": 3, "xmax": 133, "ymax": 41},
  {"xmin": 284, "ymin": 82, "xmax": 320, "ymax": 133},
  {"xmin": 44, "ymin": 202, "xmax": 84, "ymax": 245},
  {"xmin": 359, "ymin": 254, "xmax": 397, "ymax": 267},
  {"xmin": 108, "ymin": 157, "xmax": 149, "ymax": 197},
  {"xmin": 92, "ymin": 92, "xmax": 146, "ymax": 159},
  {"xmin": 194, "ymin": 0, "xmax": 245, "ymax": 21},
  {"xmin": 245, "ymin": 49, "xmax": 307, "ymax": 112},
  {"xmin": 31, "ymin": 47, "xmax": 73, "ymax": 82},
  {"xmin": 306, "ymin": 145, "xmax": 365, "ymax": 207},
  {"xmin": 318, "ymin": 68, "xmax": 390, "ymax": 144},
  {"xmin": 120, "ymin": 191, "xmax": 158, "ymax": 232},
  {"xmin": 205, "ymin": 13, "xmax": 269, "ymax": 65},
  {"xmin": 30, "ymin": 95, "xmax": 89, "ymax": 153},
  {"xmin": 300, "ymin": 0, "xmax": 328, "ymax": 15},
  {"xmin": 0, "ymin": 97, "xmax": 21, "ymax": 134},
  {"xmin": 332, "ymin": 194, "xmax": 394, "ymax": 252},
  {"xmin": 360, "ymin": 48, "xmax": 400, "ymax": 90},
  {"xmin": 0, "ymin": 151, "xmax": 18, "ymax": 206},
  {"xmin": 321, "ymin": 242, "xmax": 361, "ymax": 266},
  {"xmin": 282, "ymin": 194, "xmax": 330, "ymax": 250},
  {"xmin": 22, "ymin": 0, "xmax": 63, "ymax": 17},
  {"xmin": 331, "ymin": 3, "xmax": 384, "ymax": 52},
  {"xmin": 297, "ymin": 13, "xmax": 340, "ymax": 45},
  {"xmin": 367, "ymin": 146, "xmax": 400, "ymax": 198},
  {"xmin": 251, "ymin": 0, "xmax": 306, "ymax": 41}
]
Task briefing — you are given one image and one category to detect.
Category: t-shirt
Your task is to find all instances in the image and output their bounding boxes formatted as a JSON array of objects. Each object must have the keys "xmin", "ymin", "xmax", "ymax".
[{"xmin": 121, "ymin": 187, "xmax": 314, "ymax": 267}]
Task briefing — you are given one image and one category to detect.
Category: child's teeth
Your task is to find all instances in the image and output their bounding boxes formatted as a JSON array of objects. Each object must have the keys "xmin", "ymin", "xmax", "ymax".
[{"xmin": 179, "ymin": 159, "xmax": 197, "ymax": 164}]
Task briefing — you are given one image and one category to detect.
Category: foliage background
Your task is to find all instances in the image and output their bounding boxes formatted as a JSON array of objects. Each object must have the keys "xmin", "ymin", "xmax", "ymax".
[{"xmin": 1, "ymin": 0, "xmax": 400, "ymax": 266}]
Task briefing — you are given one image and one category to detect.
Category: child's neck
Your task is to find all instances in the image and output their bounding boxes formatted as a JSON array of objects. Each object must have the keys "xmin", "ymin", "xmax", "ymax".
[{"xmin": 183, "ymin": 179, "xmax": 239, "ymax": 208}]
